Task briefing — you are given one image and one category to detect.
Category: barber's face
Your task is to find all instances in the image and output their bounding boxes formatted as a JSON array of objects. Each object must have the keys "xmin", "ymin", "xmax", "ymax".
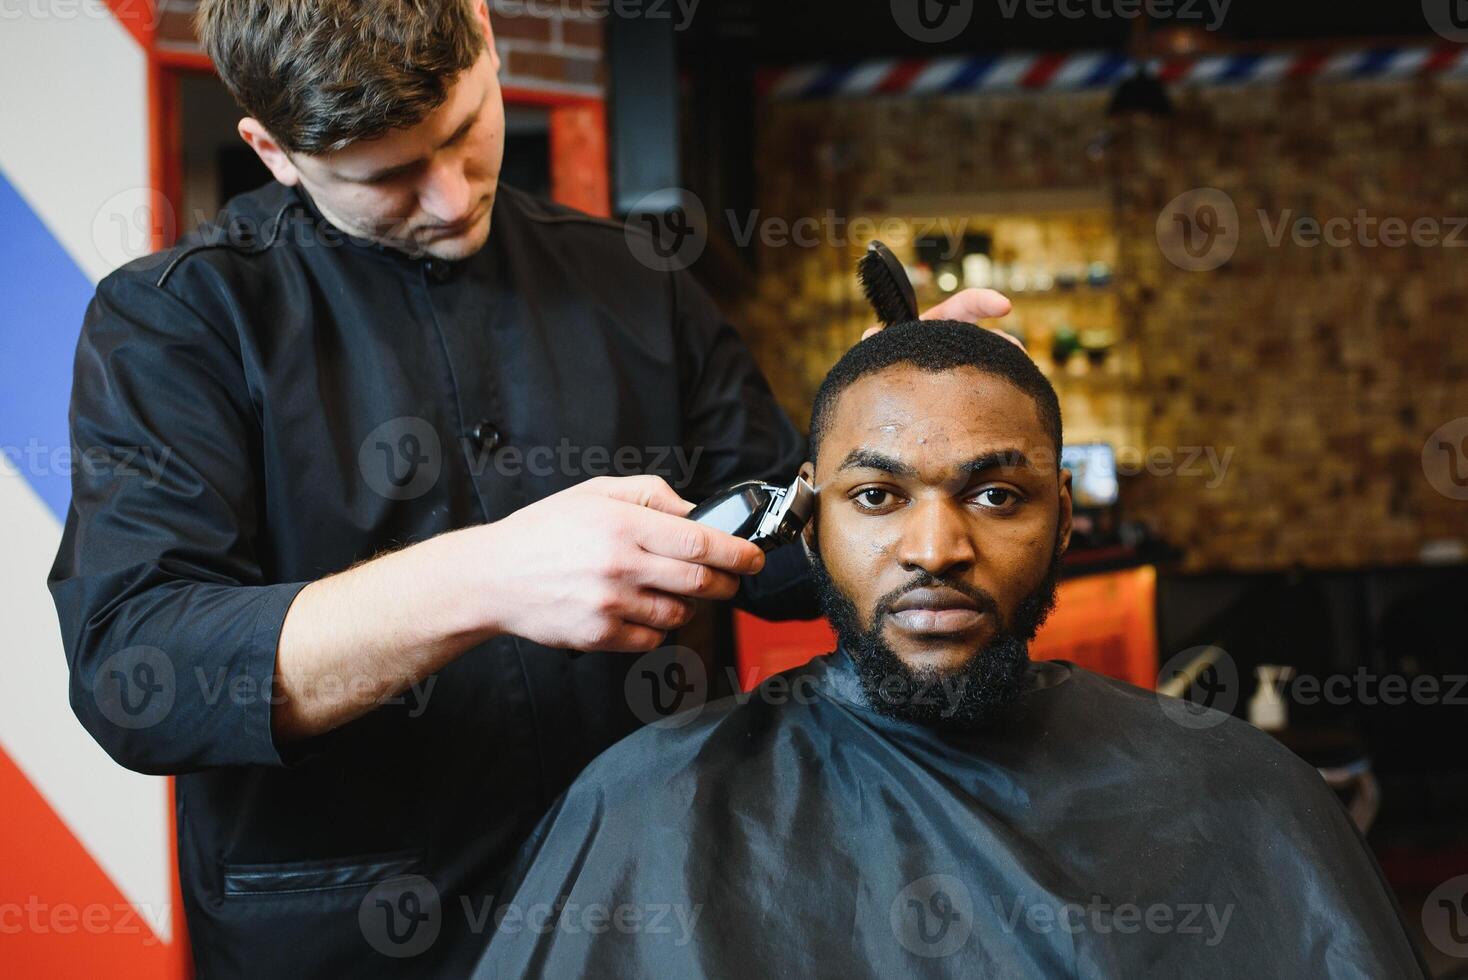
[
  {"xmin": 249, "ymin": 45, "xmax": 506, "ymax": 261},
  {"xmin": 801, "ymin": 365, "xmax": 1072, "ymax": 679}
]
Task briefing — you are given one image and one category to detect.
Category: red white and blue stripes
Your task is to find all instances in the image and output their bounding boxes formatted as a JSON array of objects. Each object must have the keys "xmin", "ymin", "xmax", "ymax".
[{"xmin": 764, "ymin": 46, "xmax": 1468, "ymax": 100}]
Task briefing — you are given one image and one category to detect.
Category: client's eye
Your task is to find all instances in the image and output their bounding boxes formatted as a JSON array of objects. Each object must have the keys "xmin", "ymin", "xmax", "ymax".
[
  {"xmin": 852, "ymin": 487, "xmax": 898, "ymax": 511},
  {"xmin": 974, "ymin": 487, "xmax": 1020, "ymax": 509}
]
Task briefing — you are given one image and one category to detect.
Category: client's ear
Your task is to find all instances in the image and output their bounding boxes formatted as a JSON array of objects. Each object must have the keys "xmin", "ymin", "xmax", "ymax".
[{"xmin": 797, "ymin": 461, "xmax": 817, "ymax": 557}]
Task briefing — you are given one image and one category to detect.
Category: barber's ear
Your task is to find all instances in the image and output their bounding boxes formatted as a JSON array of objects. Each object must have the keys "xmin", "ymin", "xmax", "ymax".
[
  {"xmin": 238, "ymin": 119, "xmax": 300, "ymax": 187},
  {"xmin": 476, "ymin": 0, "xmax": 501, "ymax": 72},
  {"xmin": 798, "ymin": 461, "xmax": 817, "ymax": 556}
]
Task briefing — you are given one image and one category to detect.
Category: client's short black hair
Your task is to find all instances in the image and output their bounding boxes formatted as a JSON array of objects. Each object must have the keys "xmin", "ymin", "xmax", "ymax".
[{"xmin": 809, "ymin": 320, "xmax": 1062, "ymax": 462}]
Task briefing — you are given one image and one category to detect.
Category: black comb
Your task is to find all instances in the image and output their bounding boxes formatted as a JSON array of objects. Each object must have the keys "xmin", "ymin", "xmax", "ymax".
[{"xmin": 857, "ymin": 240, "xmax": 920, "ymax": 327}]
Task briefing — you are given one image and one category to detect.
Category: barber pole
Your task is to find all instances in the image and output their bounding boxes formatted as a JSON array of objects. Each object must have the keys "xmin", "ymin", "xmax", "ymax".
[{"xmin": 762, "ymin": 46, "xmax": 1468, "ymax": 100}]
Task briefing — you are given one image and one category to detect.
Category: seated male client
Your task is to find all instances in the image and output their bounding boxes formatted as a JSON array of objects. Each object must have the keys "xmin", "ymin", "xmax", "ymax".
[{"xmin": 470, "ymin": 320, "xmax": 1427, "ymax": 979}]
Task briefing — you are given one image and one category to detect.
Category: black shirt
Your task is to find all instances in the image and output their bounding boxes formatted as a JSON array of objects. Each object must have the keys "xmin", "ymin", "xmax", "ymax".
[{"xmin": 48, "ymin": 181, "xmax": 813, "ymax": 977}]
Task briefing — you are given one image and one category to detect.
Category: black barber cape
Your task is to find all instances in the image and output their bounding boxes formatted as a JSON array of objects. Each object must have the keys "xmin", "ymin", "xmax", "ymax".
[
  {"xmin": 472, "ymin": 650, "xmax": 1428, "ymax": 979},
  {"xmin": 49, "ymin": 180, "xmax": 812, "ymax": 977}
]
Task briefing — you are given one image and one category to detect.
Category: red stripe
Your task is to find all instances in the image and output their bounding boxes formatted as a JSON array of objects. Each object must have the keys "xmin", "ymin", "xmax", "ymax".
[
  {"xmin": 877, "ymin": 58, "xmax": 930, "ymax": 95},
  {"xmin": 1156, "ymin": 59, "xmax": 1192, "ymax": 83},
  {"xmin": 1424, "ymin": 46, "xmax": 1463, "ymax": 73},
  {"xmin": 101, "ymin": 0, "xmax": 152, "ymax": 49},
  {"xmin": 1287, "ymin": 51, "xmax": 1329, "ymax": 79},
  {"xmin": 1020, "ymin": 53, "xmax": 1067, "ymax": 88}
]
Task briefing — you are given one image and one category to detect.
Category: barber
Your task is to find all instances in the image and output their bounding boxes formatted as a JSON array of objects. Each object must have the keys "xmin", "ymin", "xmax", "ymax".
[{"xmin": 49, "ymin": 1, "xmax": 1011, "ymax": 975}]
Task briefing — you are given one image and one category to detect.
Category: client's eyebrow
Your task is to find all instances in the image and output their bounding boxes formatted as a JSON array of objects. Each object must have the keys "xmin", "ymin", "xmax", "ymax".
[{"xmin": 836, "ymin": 447, "xmax": 1034, "ymax": 478}]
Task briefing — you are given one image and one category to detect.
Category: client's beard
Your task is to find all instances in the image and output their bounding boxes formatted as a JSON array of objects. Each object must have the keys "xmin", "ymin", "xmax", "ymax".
[{"xmin": 808, "ymin": 529, "xmax": 1065, "ymax": 731}]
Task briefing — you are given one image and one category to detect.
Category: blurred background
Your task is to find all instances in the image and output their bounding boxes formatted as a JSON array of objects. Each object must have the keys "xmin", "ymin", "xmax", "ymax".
[{"xmin": 2, "ymin": 0, "xmax": 1466, "ymax": 975}]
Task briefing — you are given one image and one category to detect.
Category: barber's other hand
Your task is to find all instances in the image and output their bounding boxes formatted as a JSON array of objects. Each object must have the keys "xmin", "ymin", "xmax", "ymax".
[
  {"xmin": 474, "ymin": 475, "xmax": 765, "ymax": 653},
  {"xmin": 861, "ymin": 287, "xmax": 1024, "ymax": 352}
]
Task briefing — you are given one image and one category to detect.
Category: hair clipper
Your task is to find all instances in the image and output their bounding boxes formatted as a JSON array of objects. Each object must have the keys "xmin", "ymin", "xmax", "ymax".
[{"xmin": 688, "ymin": 476, "xmax": 814, "ymax": 552}]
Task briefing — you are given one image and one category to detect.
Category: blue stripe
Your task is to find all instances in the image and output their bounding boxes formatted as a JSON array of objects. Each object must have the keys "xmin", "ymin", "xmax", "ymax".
[
  {"xmin": 805, "ymin": 64, "xmax": 856, "ymax": 98},
  {"xmin": 1216, "ymin": 53, "xmax": 1261, "ymax": 82},
  {"xmin": 1083, "ymin": 53, "xmax": 1133, "ymax": 88},
  {"xmin": 0, "ymin": 167, "xmax": 94, "ymax": 521},
  {"xmin": 943, "ymin": 55, "xmax": 998, "ymax": 93},
  {"xmin": 1353, "ymin": 48, "xmax": 1395, "ymax": 77}
]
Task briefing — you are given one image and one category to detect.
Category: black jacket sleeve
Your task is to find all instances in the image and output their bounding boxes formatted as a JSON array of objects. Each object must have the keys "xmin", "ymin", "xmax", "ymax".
[
  {"xmin": 48, "ymin": 267, "xmax": 307, "ymax": 775},
  {"xmin": 670, "ymin": 269, "xmax": 819, "ymax": 621}
]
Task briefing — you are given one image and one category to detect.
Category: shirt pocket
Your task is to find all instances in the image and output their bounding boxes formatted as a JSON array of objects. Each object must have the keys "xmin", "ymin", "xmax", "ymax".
[{"xmin": 222, "ymin": 848, "xmax": 424, "ymax": 898}]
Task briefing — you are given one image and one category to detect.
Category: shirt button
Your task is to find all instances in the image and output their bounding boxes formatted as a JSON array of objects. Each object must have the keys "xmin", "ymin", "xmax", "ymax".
[
  {"xmin": 424, "ymin": 258, "xmax": 453, "ymax": 282},
  {"xmin": 468, "ymin": 419, "xmax": 501, "ymax": 453}
]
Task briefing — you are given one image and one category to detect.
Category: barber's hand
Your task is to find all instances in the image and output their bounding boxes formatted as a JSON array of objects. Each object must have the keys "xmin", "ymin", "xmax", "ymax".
[
  {"xmin": 477, "ymin": 475, "xmax": 765, "ymax": 653},
  {"xmin": 861, "ymin": 287, "xmax": 1025, "ymax": 352}
]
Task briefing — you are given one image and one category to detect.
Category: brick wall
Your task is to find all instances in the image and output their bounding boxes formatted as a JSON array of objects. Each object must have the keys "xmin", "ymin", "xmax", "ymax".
[
  {"xmin": 736, "ymin": 78, "xmax": 1468, "ymax": 573},
  {"xmin": 490, "ymin": 0, "xmax": 606, "ymax": 95}
]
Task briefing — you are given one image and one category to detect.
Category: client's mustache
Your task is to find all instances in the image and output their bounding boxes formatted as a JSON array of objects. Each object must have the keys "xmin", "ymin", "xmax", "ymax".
[{"xmin": 872, "ymin": 573, "xmax": 1000, "ymax": 626}]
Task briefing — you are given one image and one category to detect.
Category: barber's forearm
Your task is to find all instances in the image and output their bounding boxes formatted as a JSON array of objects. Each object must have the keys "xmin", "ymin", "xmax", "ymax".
[{"xmin": 271, "ymin": 526, "xmax": 496, "ymax": 742}]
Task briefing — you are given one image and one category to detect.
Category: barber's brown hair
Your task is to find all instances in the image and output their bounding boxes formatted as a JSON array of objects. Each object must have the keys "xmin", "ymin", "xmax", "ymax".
[{"xmin": 197, "ymin": 0, "xmax": 486, "ymax": 154}]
